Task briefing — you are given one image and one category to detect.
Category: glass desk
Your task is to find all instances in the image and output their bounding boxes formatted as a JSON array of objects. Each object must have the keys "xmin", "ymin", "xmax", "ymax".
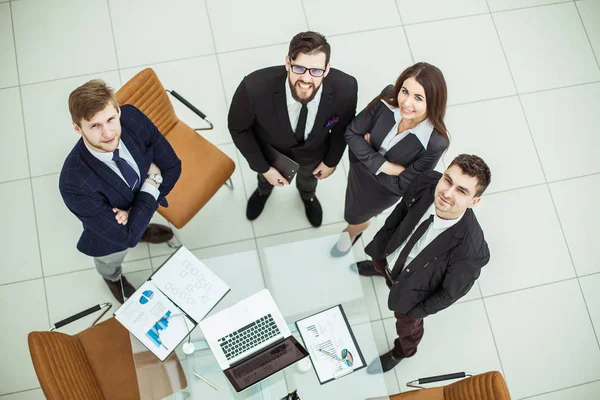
[{"xmin": 122, "ymin": 233, "xmax": 391, "ymax": 400}]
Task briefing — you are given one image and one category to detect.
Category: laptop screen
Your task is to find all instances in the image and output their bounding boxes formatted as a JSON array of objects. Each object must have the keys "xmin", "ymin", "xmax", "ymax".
[{"xmin": 225, "ymin": 336, "xmax": 309, "ymax": 392}]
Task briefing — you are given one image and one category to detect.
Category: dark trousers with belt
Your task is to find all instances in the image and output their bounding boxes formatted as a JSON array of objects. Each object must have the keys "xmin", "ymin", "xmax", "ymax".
[
  {"xmin": 257, "ymin": 161, "xmax": 319, "ymax": 200},
  {"xmin": 372, "ymin": 258, "xmax": 425, "ymax": 359}
]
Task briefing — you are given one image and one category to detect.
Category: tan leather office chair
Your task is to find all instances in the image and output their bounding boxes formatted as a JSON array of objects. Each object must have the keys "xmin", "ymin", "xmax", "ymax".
[
  {"xmin": 115, "ymin": 68, "xmax": 235, "ymax": 233},
  {"xmin": 369, "ymin": 371, "xmax": 511, "ymax": 400},
  {"xmin": 28, "ymin": 316, "xmax": 187, "ymax": 400}
]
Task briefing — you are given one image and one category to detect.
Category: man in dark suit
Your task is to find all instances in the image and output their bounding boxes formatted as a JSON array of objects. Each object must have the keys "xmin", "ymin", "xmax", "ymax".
[
  {"xmin": 358, "ymin": 154, "xmax": 491, "ymax": 373},
  {"xmin": 228, "ymin": 31, "xmax": 358, "ymax": 227},
  {"xmin": 59, "ymin": 80, "xmax": 181, "ymax": 303}
]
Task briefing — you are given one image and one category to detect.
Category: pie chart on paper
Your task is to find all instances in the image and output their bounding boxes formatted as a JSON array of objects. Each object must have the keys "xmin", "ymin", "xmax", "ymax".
[{"xmin": 139, "ymin": 290, "xmax": 154, "ymax": 305}]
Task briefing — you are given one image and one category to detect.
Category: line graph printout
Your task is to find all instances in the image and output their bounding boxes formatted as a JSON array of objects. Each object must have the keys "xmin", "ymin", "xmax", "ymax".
[
  {"xmin": 296, "ymin": 305, "xmax": 365, "ymax": 384},
  {"xmin": 151, "ymin": 246, "xmax": 230, "ymax": 323}
]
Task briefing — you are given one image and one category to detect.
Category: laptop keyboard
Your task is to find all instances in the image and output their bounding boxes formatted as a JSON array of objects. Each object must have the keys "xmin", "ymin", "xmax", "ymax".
[
  {"xmin": 218, "ymin": 314, "xmax": 280, "ymax": 360},
  {"xmin": 231, "ymin": 340, "xmax": 289, "ymax": 378}
]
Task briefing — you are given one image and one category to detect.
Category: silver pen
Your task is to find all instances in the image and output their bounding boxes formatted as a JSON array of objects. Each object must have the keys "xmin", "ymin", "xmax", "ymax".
[{"xmin": 192, "ymin": 371, "xmax": 219, "ymax": 390}]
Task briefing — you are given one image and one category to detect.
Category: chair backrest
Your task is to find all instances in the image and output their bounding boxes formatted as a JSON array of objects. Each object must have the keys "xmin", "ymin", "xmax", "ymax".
[
  {"xmin": 76, "ymin": 318, "xmax": 139, "ymax": 400},
  {"xmin": 116, "ymin": 68, "xmax": 179, "ymax": 136},
  {"xmin": 28, "ymin": 330, "xmax": 105, "ymax": 400},
  {"xmin": 444, "ymin": 371, "xmax": 511, "ymax": 400}
]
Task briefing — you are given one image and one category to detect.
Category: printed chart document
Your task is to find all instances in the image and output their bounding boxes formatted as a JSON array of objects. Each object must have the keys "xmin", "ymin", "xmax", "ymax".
[
  {"xmin": 115, "ymin": 246, "xmax": 230, "ymax": 361},
  {"xmin": 295, "ymin": 305, "xmax": 365, "ymax": 384}
]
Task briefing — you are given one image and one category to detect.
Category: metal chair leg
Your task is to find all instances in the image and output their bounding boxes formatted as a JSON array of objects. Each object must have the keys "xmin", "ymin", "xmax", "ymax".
[
  {"xmin": 166, "ymin": 221, "xmax": 183, "ymax": 249},
  {"xmin": 224, "ymin": 177, "xmax": 234, "ymax": 190}
]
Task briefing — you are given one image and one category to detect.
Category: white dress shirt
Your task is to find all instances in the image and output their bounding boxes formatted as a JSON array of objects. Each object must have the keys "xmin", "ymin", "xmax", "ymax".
[
  {"xmin": 376, "ymin": 100, "xmax": 434, "ymax": 175},
  {"xmin": 84, "ymin": 139, "xmax": 160, "ymax": 200},
  {"xmin": 386, "ymin": 203, "xmax": 464, "ymax": 272},
  {"xmin": 285, "ymin": 78, "xmax": 323, "ymax": 140}
]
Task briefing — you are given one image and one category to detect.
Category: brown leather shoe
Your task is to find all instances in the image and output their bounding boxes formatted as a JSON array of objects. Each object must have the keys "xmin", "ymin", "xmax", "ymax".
[
  {"xmin": 104, "ymin": 276, "xmax": 137, "ymax": 304},
  {"xmin": 104, "ymin": 278, "xmax": 125, "ymax": 304},
  {"xmin": 140, "ymin": 223, "xmax": 174, "ymax": 244}
]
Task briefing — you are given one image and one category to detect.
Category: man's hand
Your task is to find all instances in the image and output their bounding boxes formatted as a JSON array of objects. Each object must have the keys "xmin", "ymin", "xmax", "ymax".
[
  {"xmin": 263, "ymin": 167, "xmax": 289, "ymax": 186},
  {"xmin": 113, "ymin": 208, "xmax": 129, "ymax": 225},
  {"xmin": 313, "ymin": 161, "xmax": 336, "ymax": 180},
  {"xmin": 364, "ymin": 133, "xmax": 371, "ymax": 144},
  {"xmin": 148, "ymin": 162, "xmax": 161, "ymax": 175}
]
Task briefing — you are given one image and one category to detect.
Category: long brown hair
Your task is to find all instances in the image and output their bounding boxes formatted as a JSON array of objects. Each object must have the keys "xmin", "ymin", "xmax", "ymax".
[{"xmin": 369, "ymin": 62, "xmax": 449, "ymax": 142}]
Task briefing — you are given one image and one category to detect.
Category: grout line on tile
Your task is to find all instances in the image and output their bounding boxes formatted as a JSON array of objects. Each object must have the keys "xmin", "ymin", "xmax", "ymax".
[
  {"xmin": 486, "ymin": 0, "xmax": 552, "ymax": 193},
  {"xmin": 8, "ymin": 0, "xmax": 52, "ymax": 328},
  {"xmin": 574, "ymin": 0, "xmax": 600, "ymax": 71},
  {"xmin": 547, "ymin": 171, "xmax": 600, "ymax": 185},
  {"xmin": 0, "ymin": 387, "xmax": 42, "ymax": 397},
  {"xmin": 216, "ymin": 40, "xmax": 291, "ymax": 56},
  {"xmin": 202, "ymin": 0, "xmax": 270, "ymax": 296},
  {"xmin": 299, "ymin": 0, "xmax": 310, "ymax": 30},
  {"xmin": 480, "ymin": 297, "xmax": 508, "ymax": 381},
  {"xmin": 117, "ymin": 52, "xmax": 218, "ymax": 74},
  {"xmin": 518, "ymin": 378, "xmax": 600, "ymax": 399},
  {"xmin": 577, "ymin": 275, "xmax": 600, "ymax": 350},
  {"xmin": 105, "ymin": 0, "xmax": 122, "ymax": 85},
  {"xmin": 0, "ymin": 276, "xmax": 45, "ymax": 288},
  {"xmin": 18, "ymin": 68, "xmax": 122, "ymax": 88},
  {"xmin": 0, "ymin": 84, "xmax": 19, "ymax": 90},
  {"xmin": 481, "ymin": 276, "xmax": 581, "ymax": 300},
  {"xmin": 0, "ymin": 176, "xmax": 31, "ymax": 185},
  {"xmin": 394, "ymin": 1, "xmax": 415, "ymax": 64},
  {"xmin": 204, "ymin": 0, "xmax": 234, "ymax": 111},
  {"xmin": 402, "ymin": 12, "xmax": 491, "ymax": 28},
  {"xmin": 490, "ymin": 0, "xmax": 576, "ymax": 15}
]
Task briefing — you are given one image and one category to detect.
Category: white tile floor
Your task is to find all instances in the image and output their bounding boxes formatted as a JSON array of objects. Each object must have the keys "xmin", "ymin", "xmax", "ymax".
[{"xmin": 1, "ymin": 0, "xmax": 599, "ymax": 399}]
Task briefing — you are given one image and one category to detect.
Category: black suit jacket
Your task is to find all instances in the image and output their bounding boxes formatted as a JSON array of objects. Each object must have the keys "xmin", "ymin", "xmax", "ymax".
[
  {"xmin": 228, "ymin": 66, "xmax": 358, "ymax": 173},
  {"xmin": 365, "ymin": 171, "xmax": 490, "ymax": 319},
  {"xmin": 345, "ymin": 85, "xmax": 448, "ymax": 195}
]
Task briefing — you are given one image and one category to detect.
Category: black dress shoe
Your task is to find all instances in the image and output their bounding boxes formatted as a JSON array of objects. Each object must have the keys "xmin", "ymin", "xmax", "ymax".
[
  {"xmin": 302, "ymin": 196, "xmax": 322, "ymax": 227},
  {"xmin": 356, "ymin": 260, "xmax": 381, "ymax": 277},
  {"xmin": 246, "ymin": 189, "xmax": 271, "ymax": 220},
  {"xmin": 140, "ymin": 223, "xmax": 174, "ymax": 244},
  {"xmin": 367, "ymin": 350, "xmax": 404, "ymax": 374}
]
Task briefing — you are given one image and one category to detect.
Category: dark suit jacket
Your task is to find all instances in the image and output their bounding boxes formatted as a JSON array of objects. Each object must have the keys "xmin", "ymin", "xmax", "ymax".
[
  {"xmin": 59, "ymin": 105, "xmax": 182, "ymax": 257},
  {"xmin": 365, "ymin": 171, "xmax": 490, "ymax": 320},
  {"xmin": 345, "ymin": 85, "xmax": 448, "ymax": 195},
  {"xmin": 228, "ymin": 66, "xmax": 358, "ymax": 173}
]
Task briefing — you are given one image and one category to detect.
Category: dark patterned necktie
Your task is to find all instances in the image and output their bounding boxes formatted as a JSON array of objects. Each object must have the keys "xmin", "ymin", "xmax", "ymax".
[{"xmin": 112, "ymin": 148, "xmax": 139, "ymax": 191}]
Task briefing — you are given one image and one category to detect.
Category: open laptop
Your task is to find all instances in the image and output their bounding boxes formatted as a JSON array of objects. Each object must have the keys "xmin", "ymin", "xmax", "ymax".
[{"xmin": 199, "ymin": 289, "xmax": 309, "ymax": 392}]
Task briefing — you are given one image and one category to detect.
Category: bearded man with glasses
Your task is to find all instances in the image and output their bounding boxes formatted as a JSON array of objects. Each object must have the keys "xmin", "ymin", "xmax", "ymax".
[{"xmin": 228, "ymin": 31, "xmax": 358, "ymax": 227}]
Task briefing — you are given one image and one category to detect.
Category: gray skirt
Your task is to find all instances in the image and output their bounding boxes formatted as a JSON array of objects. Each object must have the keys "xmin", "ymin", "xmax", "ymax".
[{"xmin": 344, "ymin": 161, "xmax": 404, "ymax": 224}]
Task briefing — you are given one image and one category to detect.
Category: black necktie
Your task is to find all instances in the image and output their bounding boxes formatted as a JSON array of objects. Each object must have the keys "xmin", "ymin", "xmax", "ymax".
[
  {"xmin": 390, "ymin": 214, "xmax": 434, "ymax": 280},
  {"xmin": 112, "ymin": 148, "xmax": 140, "ymax": 191},
  {"xmin": 295, "ymin": 104, "xmax": 308, "ymax": 143}
]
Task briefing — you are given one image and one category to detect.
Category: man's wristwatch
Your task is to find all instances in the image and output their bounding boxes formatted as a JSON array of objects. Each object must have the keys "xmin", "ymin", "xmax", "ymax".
[{"xmin": 146, "ymin": 173, "xmax": 163, "ymax": 185}]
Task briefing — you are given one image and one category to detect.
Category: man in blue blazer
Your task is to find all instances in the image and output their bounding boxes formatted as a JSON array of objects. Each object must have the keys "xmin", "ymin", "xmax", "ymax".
[{"xmin": 59, "ymin": 80, "xmax": 181, "ymax": 303}]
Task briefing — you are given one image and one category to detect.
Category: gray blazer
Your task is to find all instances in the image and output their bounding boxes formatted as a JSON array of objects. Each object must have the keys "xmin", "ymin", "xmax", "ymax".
[{"xmin": 344, "ymin": 85, "xmax": 448, "ymax": 194}]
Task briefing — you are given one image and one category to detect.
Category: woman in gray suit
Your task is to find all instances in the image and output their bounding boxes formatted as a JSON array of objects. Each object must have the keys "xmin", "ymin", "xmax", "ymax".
[{"xmin": 332, "ymin": 62, "xmax": 449, "ymax": 256}]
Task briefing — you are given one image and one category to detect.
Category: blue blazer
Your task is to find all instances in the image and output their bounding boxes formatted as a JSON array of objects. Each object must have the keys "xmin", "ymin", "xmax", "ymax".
[{"xmin": 59, "ymin": 105, "xmax": 182, "ymax": 257}]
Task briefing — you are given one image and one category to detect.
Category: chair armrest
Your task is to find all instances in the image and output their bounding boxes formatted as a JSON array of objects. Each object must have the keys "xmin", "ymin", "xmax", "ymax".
[
  {"xmin": 167, "ymin": 90, "xmax": 214, "ymax": 130},
  {"xmin": 51, "ymin": 302, "xmax": 112, "ymax": 331}
]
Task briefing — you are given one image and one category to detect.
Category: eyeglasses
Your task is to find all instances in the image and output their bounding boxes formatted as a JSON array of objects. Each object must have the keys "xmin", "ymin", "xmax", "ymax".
[{"xmin": 290, "ymin": 64, "xmax": 326, "ymax": 77}]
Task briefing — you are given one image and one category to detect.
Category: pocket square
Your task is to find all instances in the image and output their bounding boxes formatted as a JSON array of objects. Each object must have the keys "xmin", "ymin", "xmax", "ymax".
[{"xmin": 325, "ymin": 116, "xmax": 339, "ymax": 128}]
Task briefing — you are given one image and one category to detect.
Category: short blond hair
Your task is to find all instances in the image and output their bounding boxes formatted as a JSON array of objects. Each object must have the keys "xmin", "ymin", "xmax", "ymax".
[{"xmin": 68, "ymin": 79, "xmax": 118, "ymax": 126}]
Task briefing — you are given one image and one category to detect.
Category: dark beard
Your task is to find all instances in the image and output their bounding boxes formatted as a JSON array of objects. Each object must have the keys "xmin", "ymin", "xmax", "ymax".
[{"xmin": 288, "ymin": 76, "xmax": 320, "ymax": 105}]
